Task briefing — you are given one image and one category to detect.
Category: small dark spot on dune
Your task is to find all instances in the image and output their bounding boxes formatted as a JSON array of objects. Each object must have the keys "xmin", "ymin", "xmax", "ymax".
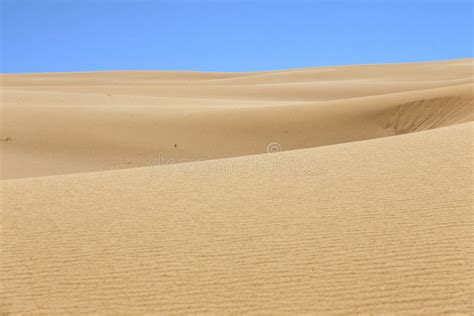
[{"xmin": 1, "ymin": 137, "xmax": 12, "ymax": 142}]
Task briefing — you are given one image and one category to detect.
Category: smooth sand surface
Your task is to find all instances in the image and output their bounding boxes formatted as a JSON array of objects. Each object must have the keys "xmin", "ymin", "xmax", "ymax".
[
  {"xmin": 1, "ymin": 59, "xmax": 473, "ymax": 314},
  {"xmin": 1, "ymin": 59, "xmax": 472, "ymax": 179}
]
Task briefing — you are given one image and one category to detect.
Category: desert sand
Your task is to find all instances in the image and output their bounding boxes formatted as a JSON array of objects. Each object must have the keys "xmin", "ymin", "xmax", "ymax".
[{"xmin": 0, "ymin": 59, "xmax": 473, "ymax": 314}]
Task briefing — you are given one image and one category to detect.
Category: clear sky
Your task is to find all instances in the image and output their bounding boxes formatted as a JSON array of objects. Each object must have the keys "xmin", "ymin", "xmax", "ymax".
[{"xmin": 1, "ymin": 0, "xmax": 472, "ymax": 73}]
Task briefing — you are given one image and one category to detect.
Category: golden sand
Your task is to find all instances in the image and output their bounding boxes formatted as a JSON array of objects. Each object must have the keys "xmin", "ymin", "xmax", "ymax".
[{"xmin": 1, "ymin": 59, "xmax": 473, "ymax": 314}]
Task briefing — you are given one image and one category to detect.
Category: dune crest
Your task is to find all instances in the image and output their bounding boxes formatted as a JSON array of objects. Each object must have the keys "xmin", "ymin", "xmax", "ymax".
[{"xmin": 1, "ymin": 59, "xmax": 472, "ymax": 179}]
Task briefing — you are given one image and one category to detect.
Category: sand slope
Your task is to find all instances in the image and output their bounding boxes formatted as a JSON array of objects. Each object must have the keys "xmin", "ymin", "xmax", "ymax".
[
  {"xmin": 1, "ymin": 122, "xmax": 473, "ymax": 314},
  {"xmin": 0, "ymin": 59, "xmax": 473, "ymax": 314},
  {"xmin": 1, "ymin": 59, "xmax": 472, "ymax": 179}
]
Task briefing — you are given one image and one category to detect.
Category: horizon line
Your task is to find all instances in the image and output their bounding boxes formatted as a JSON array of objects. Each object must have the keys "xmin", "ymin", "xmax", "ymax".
[{"xmin": 1, "ymin": 57, "xmax": 472, "ymax": 75}]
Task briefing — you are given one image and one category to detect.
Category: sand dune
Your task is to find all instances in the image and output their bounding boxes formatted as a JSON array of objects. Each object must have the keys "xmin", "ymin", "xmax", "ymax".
[
  {"xmin": 1, "ymin": 122, "xmax": 472, "ymax": 314},
  {"xmin": 1, "ymin": 59, "xmax": 472, "ymax": 179},
  {"xmin": 0, "ymin": 59, "xmax": 473, "ymax": 314}
]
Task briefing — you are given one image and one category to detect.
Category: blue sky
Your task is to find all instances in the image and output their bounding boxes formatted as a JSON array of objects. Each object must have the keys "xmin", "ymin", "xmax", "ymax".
[{"xmin": 1, "ymin": 0, "xmax": 472, "ymax": 73}]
